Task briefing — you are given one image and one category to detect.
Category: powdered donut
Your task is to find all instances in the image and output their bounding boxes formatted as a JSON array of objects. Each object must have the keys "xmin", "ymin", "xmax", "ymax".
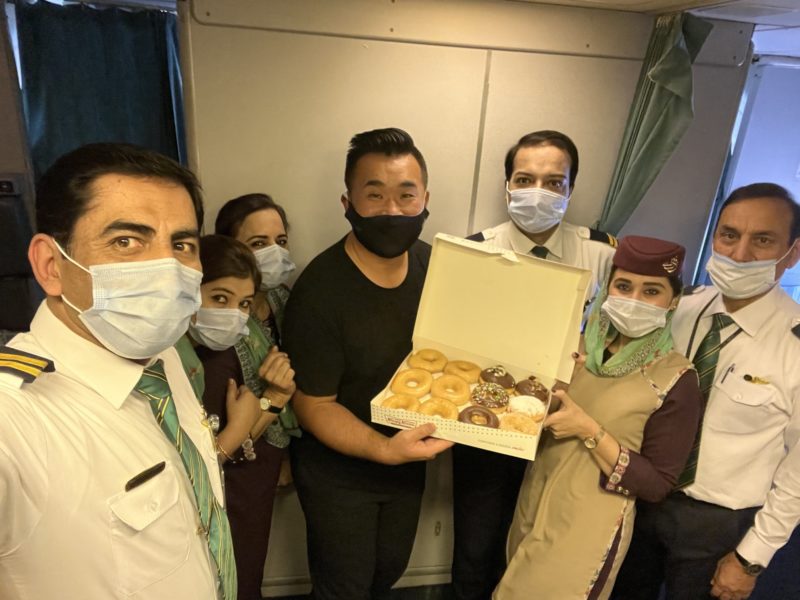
[
  {"xmin": 508, "ymin": 395, "xmax": 546, "ymax": 419},
  {"xmin": 390, "ymin": 368, "xmax": 433, "ymax": 399},
  {"xmin": 444, "ymin": 360, "xmax": 481, "ymax": 384},
  {"xmin": 382, "ymin": 394, "xmax": 420, "ymax": 412},
  {"xmin": 431, "ymin": 374, "xmax": 471, "ymax": 406},
  {"xmin": 418, "ymin": 397, "xmax": 459, "ymax": 420},
  {"xmin": 499, "ymin": 413, "xmax": 540, "ymax": 435},
  {"xmin": 458, "ymin": 405, "xmax": 500, "ymax": 428},
  {"xmin": 407, "ymin": 348, "xmax": 448, "ymax": 373}
]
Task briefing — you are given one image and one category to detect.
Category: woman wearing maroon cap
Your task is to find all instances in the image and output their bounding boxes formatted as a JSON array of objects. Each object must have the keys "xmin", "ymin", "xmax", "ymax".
[{"xmin": 495, "ymin": 235, "xmax": 703, "ymax": 600}]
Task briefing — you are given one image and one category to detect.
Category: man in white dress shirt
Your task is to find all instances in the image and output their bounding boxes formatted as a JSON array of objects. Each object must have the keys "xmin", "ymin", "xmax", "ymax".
[
  {"xmin": 0, "ymin": 144, "xmax": 241, "ymax": 599},
  {"xmin": 453, "ymin": 130, "xmax": 617, "ymax": 600},
  {"xmin": 469, "ymin": 130, "xmax": 617, "ymax": 305},
  {"xmin": 612, "ymin": 183, "xmax": 800, "ymax": 600}
]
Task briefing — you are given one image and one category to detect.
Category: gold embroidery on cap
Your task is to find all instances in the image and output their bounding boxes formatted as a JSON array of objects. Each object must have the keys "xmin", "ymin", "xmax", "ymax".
[{"xmin": 662, "ymin": 257, "xmax": 679, "ymax": 273}]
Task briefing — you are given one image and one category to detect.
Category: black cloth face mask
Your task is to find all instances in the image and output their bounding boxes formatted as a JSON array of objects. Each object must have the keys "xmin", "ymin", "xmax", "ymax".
[{"xmin": 344, "ymin": 203, "xmax": 429, "ymax": 259}]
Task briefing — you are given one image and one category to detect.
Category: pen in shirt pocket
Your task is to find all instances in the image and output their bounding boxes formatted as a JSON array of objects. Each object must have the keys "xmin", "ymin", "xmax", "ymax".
[
  {"xmin": 125, "ymin": 461, "xmax": 166, "ymax": 492},
  {"xmin": 720, "ymin": 364, "xmax": 736, "ymax": 384}
]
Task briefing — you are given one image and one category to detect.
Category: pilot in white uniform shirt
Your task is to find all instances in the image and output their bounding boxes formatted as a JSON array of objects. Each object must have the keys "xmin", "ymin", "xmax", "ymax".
[
  {"xmin": 0, "ymin": 302, "xmax": 223, "ymax": 600},
  {"xmin": 671, "ymin": 283, "xmax": 800, "ymax": 567},
  {"xmin": 472, "ymin": 219, "xmax": 616, "ymax": 305}
]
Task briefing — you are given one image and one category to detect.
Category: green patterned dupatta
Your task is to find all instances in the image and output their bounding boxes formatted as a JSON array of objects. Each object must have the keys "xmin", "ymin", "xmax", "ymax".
[
  {"xmin": 265, "ymin": 284, "xmax": 290, "ymax": 340},
  {"xmin": 234, "ymin": 284, "xmax": 300, "ymax": 446},
  {"xmin": 583, "ymin": 276, "xmax": 677, "ymax": 378}
]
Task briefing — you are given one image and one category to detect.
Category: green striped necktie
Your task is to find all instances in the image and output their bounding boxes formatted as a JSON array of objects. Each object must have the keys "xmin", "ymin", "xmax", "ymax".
[
  {"xmin": 136, "ymin": 360, "xmax": 237, "ymax": 600},
  {"xmin": 676, "ymin": 313, "xmax": 735, "ymax": 489}
]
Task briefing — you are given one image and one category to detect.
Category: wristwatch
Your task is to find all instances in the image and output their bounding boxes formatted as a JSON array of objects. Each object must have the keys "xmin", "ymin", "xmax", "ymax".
[
  {"xmin": 734, "ymin": 551, "xmax": 764, "ymax": 576},
  {"xmin": 259, "ymin": 394, "xmax": 283, "ymax": 415},
  {"xmin": 583, "ymin": 427, "xmax": 606, "ymax": 450}
]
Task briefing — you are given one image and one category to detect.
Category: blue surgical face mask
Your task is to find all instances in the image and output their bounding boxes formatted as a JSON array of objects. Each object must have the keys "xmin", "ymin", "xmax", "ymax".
[
  {"xmin": 55, "ymin": 241, "xmax": 202, "ymax": 359},
  {"xmin": 507, "ymin": 185, "xmax": 569, "ymax": 234},
  {"xmin": 253, "ymin": 244, "xmax": 296, "ymax": 289},
  {"xmin": 189, "ymin": 307, "xmax": 250, "ymax": 351}
]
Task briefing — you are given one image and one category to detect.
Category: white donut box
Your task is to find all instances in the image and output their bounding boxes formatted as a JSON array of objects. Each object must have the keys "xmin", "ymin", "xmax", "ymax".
[{"xmin": 370, "ymin": 233, "xmax": 591, "ymax": 461}]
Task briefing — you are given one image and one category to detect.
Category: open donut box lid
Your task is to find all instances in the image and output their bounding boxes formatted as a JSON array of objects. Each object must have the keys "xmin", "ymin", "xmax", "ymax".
[{"xmin": 370, "ymin": 233, "xmax": 592, "ymax": 460}]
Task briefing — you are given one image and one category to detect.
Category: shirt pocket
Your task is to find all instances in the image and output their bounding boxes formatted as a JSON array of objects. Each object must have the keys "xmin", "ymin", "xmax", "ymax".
[
  {"xmin": 706, "ymin": 376, "xmax": 782, "ymax": 434},
  {"xmin": 107, "ymin": 462, "xmax": 192, "ymax": 595}
]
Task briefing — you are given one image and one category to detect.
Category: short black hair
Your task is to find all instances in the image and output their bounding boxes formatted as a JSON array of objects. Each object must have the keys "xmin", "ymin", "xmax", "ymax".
[
  {"xmin": 36, "ymin": 143, "xmax": 203, "ymax": 250},
  {"xmin": 344, "ymin": 127, "xmax": 428, "ymax": 191},
  {"xmin": 717, "ymin": 183, "xmax": 800, "ymax": 243},
  {"xmin": 504, "ymin": 130, "xmax": 579, "ymax": 186},
  {"xmin": 215, "ymin": 193, "xmax": 289, "ymax": 238},
  {"xmin": 199, "ymin": 234, "xmax": 261, "ymax": 290}
]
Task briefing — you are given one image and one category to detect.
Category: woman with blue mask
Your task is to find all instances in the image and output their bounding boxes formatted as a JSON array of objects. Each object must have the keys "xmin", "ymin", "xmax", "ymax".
[
  {"xmin": 216, "ymin": 193, "xmax": 296, "ymax": 338},
  {"xmin": 214, "ymin": 194, "xmax": 302, "ymax": 484},
  {"xmin": 495, "ymin": 236, "xmax": 703, "ymax": 600},
  {"xmin": 176, "ymin": 234, "xmax": 296, "ymax": 600}
]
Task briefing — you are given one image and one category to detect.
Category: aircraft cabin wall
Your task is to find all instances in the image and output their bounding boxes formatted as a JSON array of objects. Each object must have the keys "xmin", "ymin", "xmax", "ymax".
[
  {"xmin": 177, "ymin": 0, "xmax": 753, "ymax": 594},
  {"xmin": 179, "ymin": 0, "xmax": 653, "ymax": 271}
]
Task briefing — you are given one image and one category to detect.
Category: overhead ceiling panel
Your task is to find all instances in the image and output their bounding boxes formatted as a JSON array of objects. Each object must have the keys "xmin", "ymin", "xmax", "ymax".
[
  {"xmin": 693, "ymin": 2, "xmax": 800, "ymax": 26},
  {"xmin": 512, "ymin": 0, "xmax": 800, "ymax": 26}
]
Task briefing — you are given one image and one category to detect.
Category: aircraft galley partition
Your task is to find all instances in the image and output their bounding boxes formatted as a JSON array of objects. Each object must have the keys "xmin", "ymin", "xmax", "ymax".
[{"xmin": 178, "ymin": 0, "xmax": 686, "ymax": 594}]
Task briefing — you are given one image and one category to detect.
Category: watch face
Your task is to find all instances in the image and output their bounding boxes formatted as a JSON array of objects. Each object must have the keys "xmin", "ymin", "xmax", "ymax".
[
  {"xmin": 735, "ymin": 552, "xmax": 764, "ymax": 575},
  {"xmin": 746, "ymin": 564, "xmax": 764, "ymax": 576},
  {"xmin": 259, "ymin": 397, "xmax": 270, "ymax": 411},
  {"xmin": 584, "ymin": 437, "xmax": 597, "ymax": 449}
]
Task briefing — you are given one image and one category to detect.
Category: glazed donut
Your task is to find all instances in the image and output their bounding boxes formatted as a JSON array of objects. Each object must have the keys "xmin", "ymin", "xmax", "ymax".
[
  {"xmin": 444, "ymin": 360, "xmax": 481, "ymax": 384},
  {"xmin": 508, "ymin": 395, "xmax": 546, "ymax": 419},
  {"xmin": 458, "ymin": 405, "xmax": 500, "ymax": 428},
  {"xmin": 515, "ymin": 376, "xmax": 549, "ymax": 401},
  {"xmin": 499, "ymin": 413, "xmax": 540, "ymax": 435},
  {"xmin": 431, "ymin": 374, "xmax": 471, "ymax": 406},
  {"xmin": 391, "ymin": 368, "xmax": 433, "ymax": 399},
  {"xmin": 407, "ymin": 348, "xmax": 448, "ymax": 373},
  {"xmin": 419, "ymin": 397, "xmax": 459, "ymax": 420},
  {"xmin": 471, "ymin": 382, "xmax": 510, "ymax": 414},
  {"xmin": 382, "ymin": 394, "xmax": 420, "ymax": 412},
  {"xmin": 480, "ymin": 365, "xmax": 516, "ymax": 391}
]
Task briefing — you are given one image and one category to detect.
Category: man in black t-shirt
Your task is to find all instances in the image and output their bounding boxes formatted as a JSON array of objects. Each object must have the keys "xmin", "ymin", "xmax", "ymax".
[{"xmin": 283, "ymin": 128, "xmax": 452, "ymax": 600}]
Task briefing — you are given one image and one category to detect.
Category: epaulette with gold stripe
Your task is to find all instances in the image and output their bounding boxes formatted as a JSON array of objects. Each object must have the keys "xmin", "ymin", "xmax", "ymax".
[
  {"xmin": 0, "ymin": 346, "xmax": 55, "ymax": 383},
  {"xmin": 589, "ymin": 228, "xmax": 618, "ymax": 248}
]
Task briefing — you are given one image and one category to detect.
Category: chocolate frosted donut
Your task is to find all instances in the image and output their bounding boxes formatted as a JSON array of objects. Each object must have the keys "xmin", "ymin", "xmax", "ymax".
[
  {"xmin": 458, "ymin": 405, "xmax": 500, "ymax": 428},
  {"xmin": 515, "ymin": 376, "xmax": 549, "ymax": 401},
  {"xmin": 471, "ymin": 382, "xmax": 510, "ymax": 414},
  {"xmin": 480, "ymin": 365, "xmax": 515, "ymax": 390}
]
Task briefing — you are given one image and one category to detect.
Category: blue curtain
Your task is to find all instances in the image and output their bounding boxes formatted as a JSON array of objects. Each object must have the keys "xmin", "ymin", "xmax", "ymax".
[
  {"xmin": 597, "ymin": 13, "xmax": 713, "ymax": 235},
  {"xmin": 16, "ymin": 1, "xmax": 185, "ymax": 177}
]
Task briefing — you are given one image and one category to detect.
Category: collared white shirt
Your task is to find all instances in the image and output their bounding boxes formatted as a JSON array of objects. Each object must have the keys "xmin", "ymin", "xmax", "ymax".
[
  {"xmin": 477, "ymin": 220, "xmax": 616, "ymax": 305},
  {"xmin": 0, "ymin": 302, "xmax": 223, "ymax": 599},
  {"xmin": 672, "ymin": 285, "xmax": 800, "ymax": 566}
]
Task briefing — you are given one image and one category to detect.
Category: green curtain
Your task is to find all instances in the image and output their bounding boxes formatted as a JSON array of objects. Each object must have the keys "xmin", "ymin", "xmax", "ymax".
[
  {"xmin": 16, "ymin": 1, "xmax": 185, "ymax": 178},
  {"xmin": 597, "ymin": 13, "xmax": 713, "ymax": 235}
]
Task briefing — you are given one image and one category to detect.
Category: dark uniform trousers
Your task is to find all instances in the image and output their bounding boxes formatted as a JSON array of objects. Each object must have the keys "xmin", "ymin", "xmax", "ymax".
[
  {"xmin": 451, "ymin": 445, "xmax": 527, "ymax": 600},
  {"xmin": 611, "ymin": 493, "xmax": 758, "ymax": 600}
]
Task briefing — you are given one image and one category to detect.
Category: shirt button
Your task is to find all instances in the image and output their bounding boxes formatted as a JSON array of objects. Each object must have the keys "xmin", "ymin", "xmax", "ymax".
[
  {"xmin": 197, "ymin": 525, "xmax": 207, "ymax": 536},
  {"xmin": 735, "ymin": 394, "xmax": 742, "ymax": 401},
  {"xmin": 148, "ymin": 500, "xmax": 159, "ymax": 512}
]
